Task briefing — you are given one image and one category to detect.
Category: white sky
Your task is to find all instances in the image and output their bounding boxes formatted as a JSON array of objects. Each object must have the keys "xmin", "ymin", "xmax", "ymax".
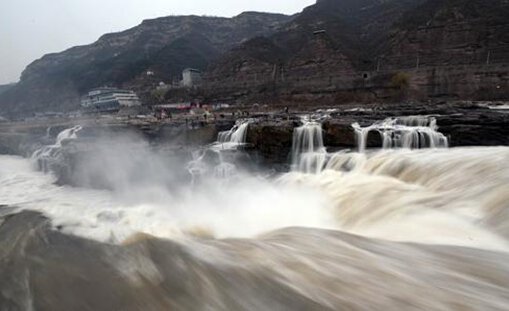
[{"xmin": 0, "ymin": 0, "xmax": 315, "ymax": 84}]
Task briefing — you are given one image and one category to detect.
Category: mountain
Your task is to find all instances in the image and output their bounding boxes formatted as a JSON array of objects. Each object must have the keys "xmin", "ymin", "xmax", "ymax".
[
  {"xmin": 202, "ymin": 0, "xmax": 509, "ymax": 103},
  {"xmin": 272, "ymin": 0, "xmax": 427, "ymax": 64},
  {"xmin": 2, "ymin": 0, "xmax": 509, "ymax": 117},
  {"xmin": 202, "ymin": 0, "xmax": 426, "ymax": 101},
  {"xmin": 0, "ymin": 84, "xmax": 14, "ymax": 96},
  {"xmin": 0, "ymin": 12, "xmax": 291, "ymax": 117},
  {"xmin": 376, "ymin": 0, "xmax": 509, "ymax": 99}
]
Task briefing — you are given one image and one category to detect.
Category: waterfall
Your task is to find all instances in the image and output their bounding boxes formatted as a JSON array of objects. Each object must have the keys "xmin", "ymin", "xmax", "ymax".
[
  {"xmin": 45, "ymin": 126, "xmax": 52, "ymax": 139},
  {"xmin": 32, "ymin": 125, "xmax": 83, "ymax": 172},
  {"xmin": 353, "ymin": 116, "xmax": 448, "ymax": 152},
  {"xmin": 291, "ymin": 121, "xmax": 327, "ymax": 174},
  {"xmin": 188, "ymin": 120, "xmax": 251, "ymax": 182},
  {"xmin": 217, "ymin": 120, "xmax": 250, "ymax": 145}
]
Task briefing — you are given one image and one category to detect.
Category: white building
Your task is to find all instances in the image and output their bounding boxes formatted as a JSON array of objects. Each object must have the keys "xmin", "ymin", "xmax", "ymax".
[
  {"xmin": 182, "ymin": 68, "xmax": 202, "ymax": 87},
  {"xmin": 81, "ymin": 87, "xmax": 141, "ymax": 110}
]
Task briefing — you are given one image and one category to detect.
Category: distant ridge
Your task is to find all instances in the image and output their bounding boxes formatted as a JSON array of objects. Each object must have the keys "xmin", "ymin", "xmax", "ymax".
[
  {"xmin": 0, "ymin": 12, "xmax": 291, "ymax": 117},
  {"xmin": 1, "ymin": 0, "xmax": 509, "ymax": 117}
]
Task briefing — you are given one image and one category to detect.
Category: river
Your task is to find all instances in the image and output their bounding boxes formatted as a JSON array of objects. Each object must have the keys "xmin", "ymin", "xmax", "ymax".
[{"xmin": 1, "ymin": 120, "xmax": 509, "ymax": 310}]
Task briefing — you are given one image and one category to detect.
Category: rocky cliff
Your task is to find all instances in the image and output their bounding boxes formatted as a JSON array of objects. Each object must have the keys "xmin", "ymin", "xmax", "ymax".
[
  {"xmin": 0, "ymin": 84, "xmax": 14, "ymax": 96},
  {"xmin": 0, "ymin": 12, "xmax": 291, "ymax": 118},
  {"xmin": 244, "ymin": 102, "xmax": 509, "ymax": 166},
  {"xmin": 2, "ymin": 0, "xmax": 509, "ymax": 117},
  {"xmin": 202, "ymin": 0, "xmax": 509, "ymax": 103}
]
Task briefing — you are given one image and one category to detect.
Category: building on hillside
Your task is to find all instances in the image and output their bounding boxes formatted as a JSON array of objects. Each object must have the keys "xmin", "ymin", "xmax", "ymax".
[
  {"xmin": 81, "ymin": 87, "xmax": 141, "ymax": 111},
  {"xmin": 182, "ymin": 68, "xmax": 202, "ymax": 87}
]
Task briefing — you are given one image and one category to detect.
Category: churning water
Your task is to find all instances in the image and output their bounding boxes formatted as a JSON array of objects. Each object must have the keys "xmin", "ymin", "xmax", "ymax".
[
  {"xmin": 3, "ymin": 121, "xmax": 509, "ymax": 310},
  {"xmin": 14, "ymin": 122, "xmax": 509, "ymax": 248},
  {"xmin": 353, "ymin": 116, "xmax": 449, "ymax": 152},
  {"xmin": 188, "ymin": 119, "xmax": 252, "ymax": 182}
]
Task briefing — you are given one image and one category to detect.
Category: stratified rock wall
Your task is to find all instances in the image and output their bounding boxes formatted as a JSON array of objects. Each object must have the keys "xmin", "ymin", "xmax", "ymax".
[{"xmin": 202, "ymin": 0, "xmax": 509, "ymax": 103}]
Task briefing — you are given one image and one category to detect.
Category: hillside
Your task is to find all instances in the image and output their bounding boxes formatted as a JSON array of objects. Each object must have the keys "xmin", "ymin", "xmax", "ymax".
[
  {"xmin": 203, "ymin": 0, "xmax": 509, "ymax": 103},
  {"xmin": 2, "ymin": 0, "xmax": 509, "ymax": 117},
  {"xmin": 0, "ymin": 84, "xmax": 14, "ymax": 96},
  {"xmin": 0, "ymin": 12, "xmax": 291, "ymax": 117}
]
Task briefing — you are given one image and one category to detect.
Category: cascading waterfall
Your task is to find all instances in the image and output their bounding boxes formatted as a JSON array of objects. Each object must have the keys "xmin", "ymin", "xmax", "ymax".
[
  {"xmin": 3, "ymin": 119, "xmax": 509, "ymax": 310},
  {"xmin": 45, "ymin": 126, "xmax": 52, "ymax": 139},
  {"xmin": 217, "ymin": 120, "xmax": 250, "ymax": 145},
  {"xmin": 291, "ymin": 116, "xmax": 449, "ymax": 174},
  {"xmin": 188, "ymin": 120, "xmax": 251, "ymax": 182},
  {"xmin": 31, "ymin": 125, "xmax": 83, "ymax": 172},
  {"xmin": 291, "ymin": 120, "xmax": 327, "ymax": 174},
  {"xmin": 353, "ymin": 116, "xmax": 449, "ymax": 152}
]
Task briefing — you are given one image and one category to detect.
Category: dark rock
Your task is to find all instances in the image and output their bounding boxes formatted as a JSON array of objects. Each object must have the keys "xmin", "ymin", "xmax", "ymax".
[
  {"xmin": 246, "ymin": 120, "xmax": 295, "ymax": 165},
  {"xmin": 322, "ymin": 119, "xmax": 356, "ymax": 149}
]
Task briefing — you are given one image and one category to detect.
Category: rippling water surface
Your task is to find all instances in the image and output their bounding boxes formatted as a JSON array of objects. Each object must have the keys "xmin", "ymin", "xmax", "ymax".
[{"xmin": 1, "ymin": 144, "xmax": 509, "ymax": 310}]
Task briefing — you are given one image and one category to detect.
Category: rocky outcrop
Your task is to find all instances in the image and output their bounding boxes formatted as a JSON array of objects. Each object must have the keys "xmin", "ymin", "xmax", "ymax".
[
  {"xmin": 3, "ymin": 101, "xmax": 508, "ymax": 171},
  {"xmin": 202, "ymin": 0, "xmax": 423, "ymax": 103},
  {"xmin": 242, "ymin": 102, "xmax": 509, "ymax": 164},
  {"xmin": 437, "ymin": 110, "xmax": 509, "ymax": 146},
  {"xmin": 0, "ymin": 117, "xmax": 237, "ymax": 188},
  {"xmin": 378, "ymin": 0, "xmax": 509, "ymax": 70},
  {"xmin": 0, "ymin": 118, "xmax": 235, "ymax": 157},
  {"xmin": 2, "ymin": 100, "xmax": 508, "ymax": 173},
  {"xmin": 246, "ymin": 119, "xmax": 297, "ymax": 166},
  {"xmin": 203, "ymin": 31, "xmax": 357, "ymax": 103},
  {"xmin": 322, "ymin": 119, "xmax": 358, "ymax": 149}
]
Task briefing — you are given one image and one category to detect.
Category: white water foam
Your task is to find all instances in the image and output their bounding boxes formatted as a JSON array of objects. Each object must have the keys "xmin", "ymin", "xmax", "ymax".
[
  {"xmin": 291, "ymin": 121, "xmax": 327, "ymax": 174},
  {"xmin": 2, "ymin": 125, "xmax": 509, "ymax": 252},
  {"xmin": 188, "ymin": 120, "xmax": 251, "ymax": 182},
  {"xmin": 215, "ymin": 119, "xmax": 250, "ymax": 149},
  {"xmin": 0, "ymin": 154, "xmax": 336, "ymax": 243},
  {"xmin": 353, "ymin": 116, "xmax": 448, "ymax": 152},
  {"xmin": 31, "ymin": 125, "xmax": 82, "ymax": 172}
]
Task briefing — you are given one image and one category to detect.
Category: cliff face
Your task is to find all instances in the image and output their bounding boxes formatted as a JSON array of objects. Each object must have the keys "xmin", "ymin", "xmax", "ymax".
[
  {"xmin": 273, "ymin": 0, "xmax": 427, "ymax": 62},
  {"xmin": 0, "ymin": 12, "xmax": 291, "ymax": 117},
  {"xmin": 380, "ymin": 0, "xmax": 509, "ymax": 67},
  {"xmin": 202, "ymin": 0, "xmax": 509, "ymax": 103},
  {"xmin": 3, "ymin": 0, "xmax": 509, "ymax": 117},
  {"xmin": 203, "ymin": 0, "xmax": 425, "ymax": 102},
  {"xmin": 0, "ymin": 84, "xmax": 14, "ymax": 96},
  {"xmin": 203, "ymin": 31, "xmax": 356, "ymax": 103},
  {"xmin": 376, "ymin": 0, "xmax": 509, "ymax": 99}
]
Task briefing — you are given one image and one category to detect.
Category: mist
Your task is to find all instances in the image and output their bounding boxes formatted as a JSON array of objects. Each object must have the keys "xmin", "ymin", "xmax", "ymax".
[
  {"xmin": 21, "ymin": 124, "xmax": 509, "ymax": 252},
  {"xmin": 19, "ymin": 128, "xmax": 336, "ymax": 242}
]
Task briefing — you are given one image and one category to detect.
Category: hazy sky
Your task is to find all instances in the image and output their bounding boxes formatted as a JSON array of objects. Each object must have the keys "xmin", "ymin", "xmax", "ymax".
[{"xmin": 0, "ymin": 0, "xmax": 315, "ymax": 84}]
